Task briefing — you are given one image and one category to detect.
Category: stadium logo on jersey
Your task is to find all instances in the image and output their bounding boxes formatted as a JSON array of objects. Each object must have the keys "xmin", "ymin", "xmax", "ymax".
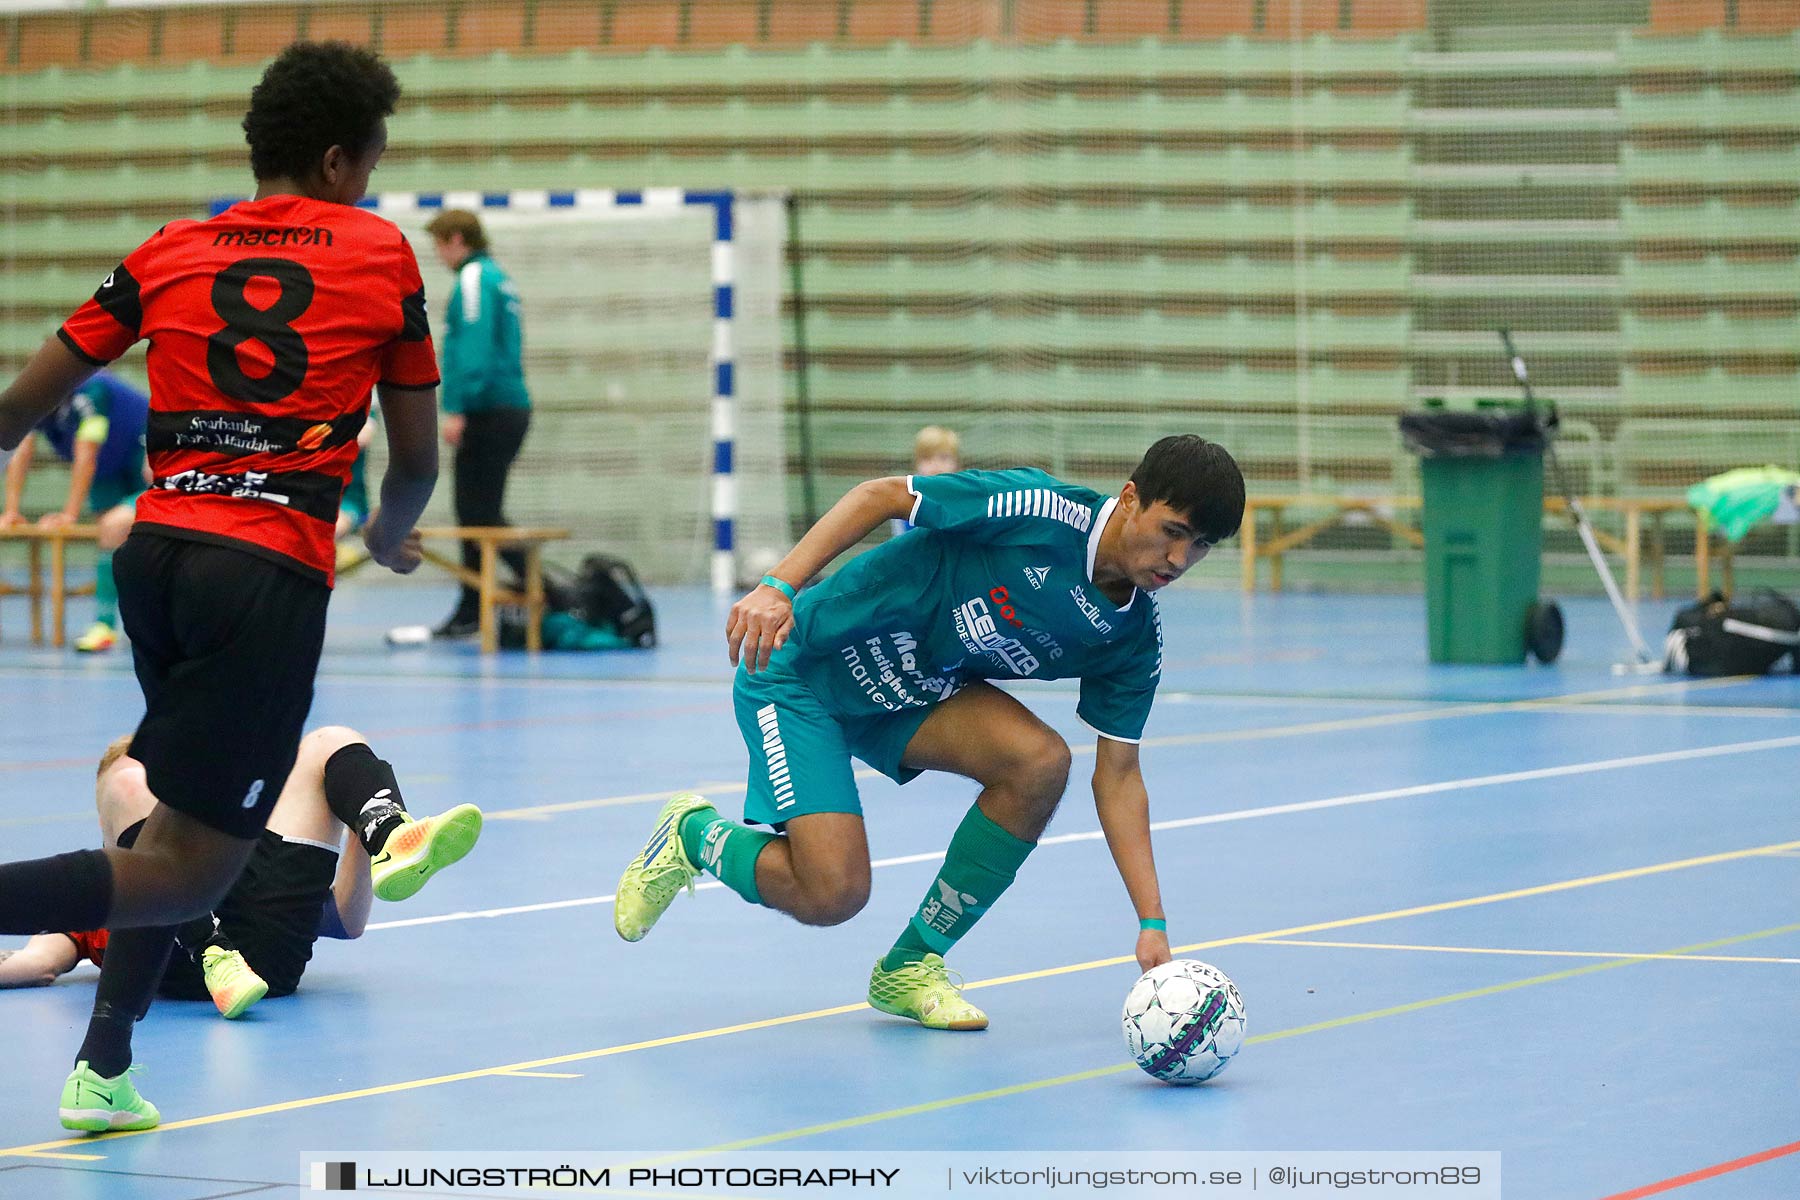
[
  {"xmin": 1023, "ymin": 565, "xmax": 1052, "ymax": 590},
  {"xmin": 1069, "ymin": 586, "xmax": 1115, "ymax": 635}
]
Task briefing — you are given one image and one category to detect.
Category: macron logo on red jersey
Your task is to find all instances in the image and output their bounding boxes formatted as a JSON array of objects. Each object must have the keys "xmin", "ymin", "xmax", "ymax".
[{"xmin": 213, "ymin": 227, "xmax": 334, "ymax": 248}]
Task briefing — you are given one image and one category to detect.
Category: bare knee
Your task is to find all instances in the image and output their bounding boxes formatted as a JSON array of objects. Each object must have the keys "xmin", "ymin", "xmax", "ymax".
[
  {"xmin": 190, "ymin": 865, "xmax": 240, "ymax": 914},
  {"xmin": 154, "ymin": 842, "xmax": 243, "ymax": 912},
  {"xmin": 97, "ymin": 506, "xmax": 134, "ymax": 551},
  {"xmin": 790, "ymin": 860, "xmax": 872, "ymax": 927},
  {"xmin": 296, "ymin": 725, "xmax": 365, "ymax": 775},
  {"xmin": 1006, "ymin": 732, "xmax": 1071, "ymax": 808},
  {"xmin": 97, "ymin": 795, "xmax": 263, "ymax": 927},
  {"xmin": 109, "ymin": 844, "xmax": 241, "ymax": 924},
  {"xmin": 974, "ymin": 732, "xmax": 1069, "ymax": 841}
]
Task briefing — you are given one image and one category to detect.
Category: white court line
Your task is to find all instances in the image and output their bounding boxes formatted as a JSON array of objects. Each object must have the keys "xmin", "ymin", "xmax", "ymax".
[
  {"xmin": 1251, "ymin": 937, "xmax": 1800, "ymax": 965},
  {"xmin": 481, "ymin": 675, "xmax": 1770, "ymax": 822},
  {"xmin": 367, "ymin": 729, "xmax": 1800, "ymax": 932}
]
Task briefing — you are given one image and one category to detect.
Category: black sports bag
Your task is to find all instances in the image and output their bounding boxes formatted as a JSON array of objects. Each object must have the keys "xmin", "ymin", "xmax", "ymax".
[
  {"xmin": 1665, "ymin": 589, "xmax": 1800, "ymax": 676},
  {"xmin": 574, "ymin": 553, "xmax": 658, "ymax": 648}
]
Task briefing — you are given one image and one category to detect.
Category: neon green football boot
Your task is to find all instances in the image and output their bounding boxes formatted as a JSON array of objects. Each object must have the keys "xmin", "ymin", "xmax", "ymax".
[
  {"xmin": 59, "ymin": 1061, "xmax": 159, "ymax": 1132},
  {"xmin": 73, "ymin": 622, "xmax": 118, "ymax": 654},
  {"xmin": 201, "ymin": 944, "xmax": 268, "ymax": 1020},
  {"xmin": 613, "ymin": 793, "xmax": 714, "ymax": 942},
  {"xmin": 370, "ymin": 804, "xmax": 484, "ymax": 903},
  {"xmin": 867, "ymin": 953, "xmax": 989, "ymax": 1031}
]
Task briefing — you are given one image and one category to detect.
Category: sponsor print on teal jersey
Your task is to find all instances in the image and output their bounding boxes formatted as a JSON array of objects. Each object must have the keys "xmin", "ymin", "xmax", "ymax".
[{"xmin": 786, "ymin": 468, "xmax": 1163, "ymax": 742}]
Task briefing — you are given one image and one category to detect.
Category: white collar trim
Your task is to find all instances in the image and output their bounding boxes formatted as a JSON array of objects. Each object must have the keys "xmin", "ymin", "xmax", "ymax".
[{"xmin": 1086, "ymin": 497, "xmax": 1136, "ymax": 612}]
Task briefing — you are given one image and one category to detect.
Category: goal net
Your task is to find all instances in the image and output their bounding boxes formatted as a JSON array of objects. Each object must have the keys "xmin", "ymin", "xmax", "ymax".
[{"xmin": 365, "ymin": 188, "xmax": 788, "ymax": 589}]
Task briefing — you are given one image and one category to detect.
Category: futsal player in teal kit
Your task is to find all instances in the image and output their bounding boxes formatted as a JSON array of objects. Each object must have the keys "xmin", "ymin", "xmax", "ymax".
[
  {"xmin": 0, "ymin": 371, "xmax": 149, "ymax": 652},
  {"xmin": 616, "ymin": 435, "xmax": 1244, "ymax": 1029}
]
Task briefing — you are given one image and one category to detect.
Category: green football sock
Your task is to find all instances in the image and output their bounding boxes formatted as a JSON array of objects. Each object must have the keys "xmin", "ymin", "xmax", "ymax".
[
  {"xmin": 94, "ymin": 551, "xmax": 118, "ymax": 628},
  {"xmin": 882, "ymin": 803, "xmax": 1035, "ymax": 971},
  {"xmin": 679, "ymin": 807, "xmax": 776, "ymax": 905}
]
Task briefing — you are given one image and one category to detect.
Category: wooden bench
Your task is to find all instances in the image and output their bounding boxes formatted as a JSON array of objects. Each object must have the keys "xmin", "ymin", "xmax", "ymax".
[
  {"xmin": 345, "ymin": 525, "xmax": 573, "ymax": 654},
  {"xmin": 0, "ymin": 524, "xmax": 100, "ymax": 648},
  {"xmin": 2, "ymin": 524, "xmax": 572, "ymax": 655},
  {"xmin": 1238, "ymin": 495, "xmax": 1421, "ymax": 593},
  {"xmin": 1240, "ymin": 494, "xmax": 1730, "ymax": 600}
]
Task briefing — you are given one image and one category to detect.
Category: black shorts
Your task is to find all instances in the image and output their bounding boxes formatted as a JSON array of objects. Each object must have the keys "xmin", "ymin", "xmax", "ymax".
[
  {"xmin": 115, "ymin": 530, "xmax": 330, "ymax": 840},
  {"xmin": 158, "ymin": 829, "xmax": 339, "ymax": 1001}
]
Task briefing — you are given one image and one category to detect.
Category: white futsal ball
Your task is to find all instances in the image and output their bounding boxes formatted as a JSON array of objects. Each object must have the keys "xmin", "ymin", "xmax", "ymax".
[{"xmin": 1122, "ymin": 959, "xmax": 1246, "ymax": 1084}]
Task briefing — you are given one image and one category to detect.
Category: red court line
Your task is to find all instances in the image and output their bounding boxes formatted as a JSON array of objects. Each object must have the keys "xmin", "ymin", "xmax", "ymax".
[
  {"xmin": 0, "ymin": 756, "xmax": 105, "ymax": 774},
  {"xmin": 365, "ymin": 699, "xmax": 728, "ymax": 737},
  {"xmin": 1597, "ymin": 1139, "xmax": 1800, "ymax": 1200},
  {"xmin": 0, "ymin": 700, "xmax": 732, "ymax": 770}
]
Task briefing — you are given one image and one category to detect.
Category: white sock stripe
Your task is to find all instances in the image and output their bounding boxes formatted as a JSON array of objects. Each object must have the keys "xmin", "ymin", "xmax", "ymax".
[{"xmin": 277, "ymin": 832, "xmax": 342, "ymax": 854}]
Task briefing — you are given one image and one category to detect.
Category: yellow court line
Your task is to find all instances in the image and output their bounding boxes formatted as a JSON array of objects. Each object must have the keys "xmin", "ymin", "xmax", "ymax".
[
  {"xmin": 483, "ymin": 675, "xmax": 1758, "ymax": 822},
  {"xmin": 1252, "ymin": 933, "xmax": 1800, "ymax": 966},
  {"xmin": 8, "ymin": 1151, "xmax": 106, "ymax": 1161},
  {"xmin": 959, "ymin": 837, "xmax": 1800, "ymax": 992},
  {"xmin": 0, "ymin": 1004, "xmax": 870, "ymax": 1157},
  {"xmin": 1524, "ymin": 702, "xmax": 1800, "ymax": 720},
  {"xmin": 659, "ymin": 921, "xmax": 1800, "ymax": 1161},
  {"xmin": 6, "ymin": 834, "xmax": 1795, "ymax": 1159}
]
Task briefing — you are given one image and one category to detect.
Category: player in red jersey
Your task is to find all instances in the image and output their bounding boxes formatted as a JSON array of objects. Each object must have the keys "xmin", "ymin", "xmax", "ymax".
[{"xmin": 0, "ymin": 43, "xmax": 441, "ymax": 1132}]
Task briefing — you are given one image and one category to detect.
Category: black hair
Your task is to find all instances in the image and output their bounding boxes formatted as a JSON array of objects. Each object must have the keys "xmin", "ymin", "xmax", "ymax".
[
  {"xmin": 1129, "ymin": 435, "xmax": 1246, "ymax": 544},
  {"xmin": 242, "ymin": 42, "xmax": 400, "ymax": 182}
]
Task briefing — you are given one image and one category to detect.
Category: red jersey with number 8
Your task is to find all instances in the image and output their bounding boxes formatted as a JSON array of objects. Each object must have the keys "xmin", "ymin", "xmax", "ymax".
[{"xmin": 58, "ymin": 194, "xmax": 439, "ymax": 585}]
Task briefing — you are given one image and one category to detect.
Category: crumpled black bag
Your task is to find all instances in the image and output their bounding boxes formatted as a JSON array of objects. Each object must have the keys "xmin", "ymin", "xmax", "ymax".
[{"xmin": 1400, "ymin": 404, "xmax": 1556, "ymax": 458}]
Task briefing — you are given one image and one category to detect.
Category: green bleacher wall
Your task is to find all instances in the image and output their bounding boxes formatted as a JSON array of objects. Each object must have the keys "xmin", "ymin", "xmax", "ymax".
[{"xmin": 2, "ymin": 1, "xmax": 1795, "ymax": 564}]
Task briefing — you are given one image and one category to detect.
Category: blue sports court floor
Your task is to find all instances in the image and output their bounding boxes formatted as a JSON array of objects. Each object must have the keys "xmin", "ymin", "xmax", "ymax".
[{"xmin": 0, "ymin": 581, "xmax": 1796, "ymax": 1199}]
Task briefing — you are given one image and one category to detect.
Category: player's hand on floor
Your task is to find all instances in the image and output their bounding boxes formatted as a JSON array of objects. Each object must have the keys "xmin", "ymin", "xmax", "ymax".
[
  {"xmin": 364, "ymin": 518, "xmax": 423, "ymax": 574},
  {"xmin": 37, "ymin": 510, "xmax": 73, "ymax": 529},
  {"xmin": 727, "ymin": 583, "xmax": 794, "ymax": 673},
  {"xmin": 0, "ymin": 510, "xmax": 23, "ymax": 530},
  {"xmin": 1137, "ymin": 927, "xmax": 1172, "ymax": 973}
]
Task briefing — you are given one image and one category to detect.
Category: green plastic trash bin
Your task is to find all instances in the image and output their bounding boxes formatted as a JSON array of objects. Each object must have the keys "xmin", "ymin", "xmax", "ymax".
[{"xmin": 1401, "ymin": 400, "xmax": 1554, "ymax": 665}]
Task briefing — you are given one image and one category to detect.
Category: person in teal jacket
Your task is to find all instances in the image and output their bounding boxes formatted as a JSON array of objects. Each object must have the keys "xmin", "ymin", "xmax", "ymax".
[{"xmin": 426, "ymin": 208, "xmax": 534, "ymax": 638}]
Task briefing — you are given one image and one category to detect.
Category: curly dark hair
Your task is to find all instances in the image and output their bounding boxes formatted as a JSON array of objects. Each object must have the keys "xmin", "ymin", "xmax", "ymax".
[{"xmin": 242, "ymin": 42, "xmax": 400, "ymax": 182}]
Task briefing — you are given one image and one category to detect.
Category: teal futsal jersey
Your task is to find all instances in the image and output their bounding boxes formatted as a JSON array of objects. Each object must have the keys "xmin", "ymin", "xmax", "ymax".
[{"xmin": 787, "ymin": 467, "xmax": 1163, "ymax": 743}]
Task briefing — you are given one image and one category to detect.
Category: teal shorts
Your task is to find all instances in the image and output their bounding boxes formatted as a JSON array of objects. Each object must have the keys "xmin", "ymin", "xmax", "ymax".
[
  {"xmin": 340, "ymin": 458, "xmax": 369, "ymax": 531},
  {"xmin": 733, "ymin": 646, "xmax": 937, "ymax": 828},
  {"xmin": 89, "ymin": 446, "xmax": 146, "ymax": 515},
  {"xmin": 338, "ymin": 494, "xmax": 369, "ymax": 532}
]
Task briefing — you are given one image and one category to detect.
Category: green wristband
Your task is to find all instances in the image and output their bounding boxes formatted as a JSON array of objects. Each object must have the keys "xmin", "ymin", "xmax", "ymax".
[
  {"xmin": 1139, "ymin": 917, "xmax": 1167, "ymax": 932},
  {"xmin": 760, "ymin": 575, "xmax": 797, "ymax": 602}
]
